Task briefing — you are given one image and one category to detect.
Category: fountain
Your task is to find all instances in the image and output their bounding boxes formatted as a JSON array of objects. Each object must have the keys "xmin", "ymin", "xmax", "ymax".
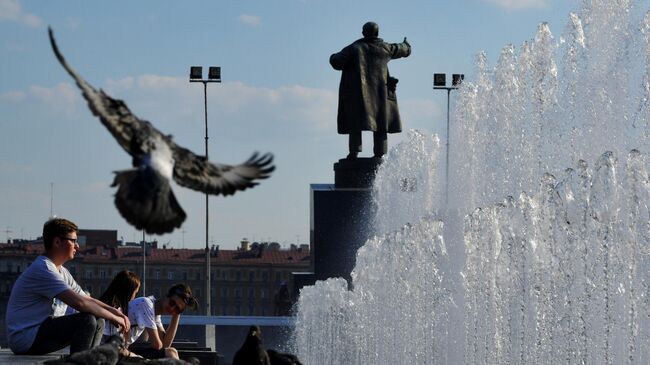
[{"xmin": 294, "ymin": 1, "xmax": 650, "ymax": 364}]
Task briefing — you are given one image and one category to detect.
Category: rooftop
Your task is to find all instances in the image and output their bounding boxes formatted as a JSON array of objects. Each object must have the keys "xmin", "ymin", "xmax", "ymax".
[{"xmin": 0, "ymin": 242, "xmax": 310, "ymax": 266}]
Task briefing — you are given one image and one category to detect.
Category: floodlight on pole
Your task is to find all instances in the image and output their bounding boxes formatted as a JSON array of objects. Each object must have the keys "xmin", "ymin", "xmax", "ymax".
[
  {"xmin": 189, "ymin": 65, "xmax": 221, "ymax": 316},
  {"xmin": 433, "ymin": 72, "xmax": 464, "ymax": 208},
  {"xmin": 190, "ymin": 66, "xmax": 203, "ymax": 80}
]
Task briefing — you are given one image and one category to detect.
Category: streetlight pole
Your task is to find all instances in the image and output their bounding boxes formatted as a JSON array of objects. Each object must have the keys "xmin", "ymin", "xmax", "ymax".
[
  {"xmin": 189, "ymin": 66, "xmax": 221, "ymax": 316},
  {"xmin": 142, "ymin": 230, "xmax": 146, "ymax": 295},
  {"xmin": 433, "ymin": 73, "xmax": 463, "ymax": 207}
]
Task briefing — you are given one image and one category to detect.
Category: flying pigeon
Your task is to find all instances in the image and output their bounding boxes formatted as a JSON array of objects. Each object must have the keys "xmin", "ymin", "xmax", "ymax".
[{"xmin": 48, "ymin": 28, "xmax": 274, "ymax": 235}]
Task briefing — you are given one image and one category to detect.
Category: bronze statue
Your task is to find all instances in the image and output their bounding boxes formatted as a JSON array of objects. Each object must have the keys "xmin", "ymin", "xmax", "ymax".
[{"xmin": 330, "ymin": 22, "xmax": 411, "ymax": 159}]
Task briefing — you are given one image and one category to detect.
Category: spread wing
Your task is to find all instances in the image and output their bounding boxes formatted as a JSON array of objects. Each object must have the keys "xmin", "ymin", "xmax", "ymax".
[
  {"xmin": 49, "ymin": 27, "xmax": 160, "ymax": 156},
  {"xmin": 172, "ymin": 145, "xmax": 275, "ymax": 196}
]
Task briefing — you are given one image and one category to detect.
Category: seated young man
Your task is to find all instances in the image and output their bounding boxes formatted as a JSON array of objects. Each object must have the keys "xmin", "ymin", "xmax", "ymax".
[
  {"xmin": 5, "ymin": 218, "xmax": 130, "ymax": 355},
  {"xmin": 126, "ymin": 283, "xmax": 197, "ymax": 359}
]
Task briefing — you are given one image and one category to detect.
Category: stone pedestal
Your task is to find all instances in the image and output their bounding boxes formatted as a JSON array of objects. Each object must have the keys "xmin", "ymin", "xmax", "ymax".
[
  {"xmin": 295, "ymin": 157, "xmax": 381, "ymax": 290},
  {"xmin": 333, "ymin": 157, "xmax": 382, "ymax": 189}
]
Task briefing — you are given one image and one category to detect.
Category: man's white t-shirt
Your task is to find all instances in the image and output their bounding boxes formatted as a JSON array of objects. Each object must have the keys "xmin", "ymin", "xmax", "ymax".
[{"xmin": 6, "ymin": 255, "xmax": 85, "ymax": 353}]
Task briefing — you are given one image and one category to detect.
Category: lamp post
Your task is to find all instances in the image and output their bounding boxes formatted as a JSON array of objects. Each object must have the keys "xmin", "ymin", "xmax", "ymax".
[
  {"xmin": 433, "ymin": 73, "xmax": 464, "ymax": 207},
  {"xmin": 142, "ymin": 231, "xmax": 146, "ymax": 295},
  {"xmin": 190, "ymin": 66, "xmax": 221, "ymax": 316}
]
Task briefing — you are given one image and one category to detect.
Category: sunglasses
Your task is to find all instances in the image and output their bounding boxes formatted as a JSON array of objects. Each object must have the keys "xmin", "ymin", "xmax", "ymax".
[
  {"xmin": 59, "ymin": 236, "xmax": 78, "ymax": 244},
  {"xmin": 170, "ymin": 287, "xmax": 198, "ymax": 309}
]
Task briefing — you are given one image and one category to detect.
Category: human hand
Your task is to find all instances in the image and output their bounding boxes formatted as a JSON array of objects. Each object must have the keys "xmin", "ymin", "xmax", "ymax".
[
  {"xmin": 112, "ymin": 314, "xmax": 131, "ymax": 335},
  {"xmin": 121, "ymin": 313, "xmax": 131, "ymax": 333}
]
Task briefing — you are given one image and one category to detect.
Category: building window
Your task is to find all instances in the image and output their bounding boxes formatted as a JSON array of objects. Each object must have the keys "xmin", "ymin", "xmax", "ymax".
[
  {"xmin": 275, "ymin": 272, "xmax": 282, "ymax": 282},
  {"xmin": 222, "ymin": 271, "xmax": 227, "ymax": 280},
  {"xmin": 168, "ymin": 271, "xmax": 174, "ymax": 280},
  {"xmin": 100, "ymin": 270, "xmax": 106, "ymax": 279},
  {"xmin": 182, "ymin": 271, "xmax": 188, "ymax": 280},
  {"xmin": 260, "ymin": 289, "xmax": 267, "ymax": 299},
  {"xmin": 236, "ymin": 271, "xmax": 241, "ymax": 281},
  {"xmin": 248, "ymin": 287, "xmax": 255, "ymax": 299},
  {"xmin": 249, "ymin": 304, "xmax": 255, "ymax": 316},
  {"xmin": 234, "ymin": 288, "xmax": 241, "ymax": 298},
  {"xmin": 155, "ymin": 270, "xmax": 160, "ymax": 280},
  {"xmin": 248, "ymin": 271, "xmax": 254, "ymax": 283},
  {"xmin": 221, "ymin": 287, "xmax": 228, "ymax": 298},
  {"xmin": 86, "ymin": 270, "xmax": 93, "ymax": 279},
  {"xmin": 261, "ymin": 271, "xmax": 268, "ymax": 282}
]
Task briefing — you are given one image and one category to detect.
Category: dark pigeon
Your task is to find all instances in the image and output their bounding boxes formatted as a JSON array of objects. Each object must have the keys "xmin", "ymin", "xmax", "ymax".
[
  {"xmin": 117, "ymin": 357, "xmax": 199, "ymax": 365},
  {"xmin": 267, "ymin": 349, "xmax": 303, "ymax": 365},
  {"xmin": 232, "ymin": 325, "xmax": 271, "ymax": 365},
  {"xmin": 43, "ymin": 335, "xmax": 122, "ymax": 365},
  {"xmin": 48, "ymin": 28, "xmax": 275, "ymax": 235}
]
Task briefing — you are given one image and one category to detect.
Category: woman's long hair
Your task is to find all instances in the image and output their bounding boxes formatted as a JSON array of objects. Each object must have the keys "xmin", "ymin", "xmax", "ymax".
[{"xmin": 99, "ymin": 270, "xmax": 141, "ymax": 316}]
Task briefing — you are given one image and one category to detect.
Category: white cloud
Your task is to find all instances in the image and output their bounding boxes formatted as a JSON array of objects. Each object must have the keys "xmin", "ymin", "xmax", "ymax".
[
  {"xmin": 10, "ymin": 75, "xmax": 438, "ymax": 139},
  {"xmin": 28, "ymin": 83, "xmax": 78, "ymax": 115},
  {"xmin": 238, "ymin": 14, "xmax": 261, "ymax": 27},
  {"xmin": 104, "ymin": 75, "xmax": 337, "ymax": 132},
  {"xmin": 84, "ymin": 181, "xmax": 110, "ymax": 194},
  {"xmin": 64, "ymin": 17, "xmax": 80, "ymax": 30},
  {"xmin": 0, "ymin": 90, "xmax": 25, "ymax": 102},
  {"xmin": 105, "ymin": 76, "xmax": 135, "ymax": 91},
  {"xmin": 481, "ymin": 0, "xmax": 548, "ymax": 10},
  {"xmin": 0, "ymin": 162, "xmax": 33, "ymax": 174},
  {"xmin": 137, "ymin": 74, "xmax": 182, "ymax": 91},
  {"xmin": 0, "ymin": 0, "xmax": 42, "ymax": 27}
]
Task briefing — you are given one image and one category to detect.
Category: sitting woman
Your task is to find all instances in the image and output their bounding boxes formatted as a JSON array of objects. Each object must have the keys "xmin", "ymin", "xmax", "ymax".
[
  {"xmin": 99, "ymin": 270, "xmax": 141, "ymax": 357},
  {"xmin": 126, "ymin": 283, "xmax": 197, "ymax": 360}
]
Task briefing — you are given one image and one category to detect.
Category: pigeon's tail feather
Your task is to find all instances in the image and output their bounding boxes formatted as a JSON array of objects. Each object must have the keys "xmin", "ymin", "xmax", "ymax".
[{"xmin": 112, "ymin": 167, "xmax": 186, "ymax": 235}]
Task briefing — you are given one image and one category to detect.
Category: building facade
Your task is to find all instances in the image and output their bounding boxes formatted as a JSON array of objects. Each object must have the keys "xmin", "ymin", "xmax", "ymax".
[{"xmin": 0, "ymin": 238, "xmax": 310, "ymax": 347}]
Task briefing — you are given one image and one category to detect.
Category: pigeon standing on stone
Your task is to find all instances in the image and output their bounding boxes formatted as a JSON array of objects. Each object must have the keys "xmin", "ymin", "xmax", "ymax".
[
  {"xmin": 117, "ymin": 357, "xmax": 199, "ymax": 365},
  {"xmin": 267, "ymin": 349, "xmax": 303, "ymax": 365},
  {"xmin": 48, "ymin": 28, "xmax": 275, "ymax": 235},
  {"xmin": 43, "ymin": 335, "xmax": 122, "ymax": 365},
  {"xmin": 232, "ymin": 325, "xmax": 271, "ymax": 365}
]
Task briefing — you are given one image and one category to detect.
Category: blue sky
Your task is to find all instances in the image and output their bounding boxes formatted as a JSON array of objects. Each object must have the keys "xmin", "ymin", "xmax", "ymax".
[{"xmin": 0, "ymin": 0, "xmax": 586, "ymax": 248}]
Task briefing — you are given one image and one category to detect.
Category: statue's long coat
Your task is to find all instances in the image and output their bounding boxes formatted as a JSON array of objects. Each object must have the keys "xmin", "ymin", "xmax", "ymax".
[{"xmin": 330, "ymin": 37, "xmax": 411, "ymax": 134}]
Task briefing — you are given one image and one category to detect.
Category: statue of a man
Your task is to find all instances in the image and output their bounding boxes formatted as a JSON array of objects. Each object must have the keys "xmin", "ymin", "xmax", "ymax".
[{"xmin": 330, "ymin": 22, "xmax": 411, "ymax": 159}]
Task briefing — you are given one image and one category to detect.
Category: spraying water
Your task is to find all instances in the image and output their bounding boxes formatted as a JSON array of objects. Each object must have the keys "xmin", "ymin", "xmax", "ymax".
[{"xmin": 294, "ymin": 1, "xmax": 650, "ymax": 363}]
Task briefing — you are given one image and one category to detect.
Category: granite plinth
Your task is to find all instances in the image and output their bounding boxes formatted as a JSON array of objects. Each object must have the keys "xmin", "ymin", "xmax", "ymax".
[
  {"xmin": 333, "ymin": 157, "xmax": 382, "ymax": 189},
  {"xmin": 308, "ymin": 183, "xmax": 375, "ymax": 288}
]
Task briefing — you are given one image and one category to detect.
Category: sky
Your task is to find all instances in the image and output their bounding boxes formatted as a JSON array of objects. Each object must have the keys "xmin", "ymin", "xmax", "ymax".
[{"xmin": 0, "ymin": 0, "xmax": 585, "ymax": 249}]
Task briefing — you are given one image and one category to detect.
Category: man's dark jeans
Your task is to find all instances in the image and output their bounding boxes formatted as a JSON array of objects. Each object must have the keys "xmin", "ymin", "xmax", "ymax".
[{"xmin": 24, "ymin": 313, "xmax": 104, "ymax": 355}]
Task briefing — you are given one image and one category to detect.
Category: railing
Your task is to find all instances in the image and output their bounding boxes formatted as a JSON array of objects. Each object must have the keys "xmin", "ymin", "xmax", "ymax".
[{"xmin": 161, "ymin": 315, "xmax": 295, "ymax": 327}]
